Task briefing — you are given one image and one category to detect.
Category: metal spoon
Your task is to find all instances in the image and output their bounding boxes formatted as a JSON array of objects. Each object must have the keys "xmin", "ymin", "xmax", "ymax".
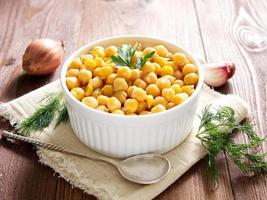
[{"xmin": 1, "ymin": 131, "xmax": 171, "ymax": 184}]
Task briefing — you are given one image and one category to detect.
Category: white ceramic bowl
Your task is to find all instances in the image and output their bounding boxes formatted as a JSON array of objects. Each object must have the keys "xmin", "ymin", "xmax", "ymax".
[{"xmin": 61, "ymin": 36, "xmax": 204, "ymax": 158}]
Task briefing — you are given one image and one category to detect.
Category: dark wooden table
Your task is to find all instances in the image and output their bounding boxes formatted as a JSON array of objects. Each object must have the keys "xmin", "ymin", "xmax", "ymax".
[{"xmin": 0, "ymin": 0, "xmax": 266, "ymax": 199}]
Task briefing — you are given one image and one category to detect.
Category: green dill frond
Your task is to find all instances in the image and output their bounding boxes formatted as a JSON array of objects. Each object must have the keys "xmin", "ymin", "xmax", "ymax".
[
  {"xmin": 196, "ymin": 106, "xmax": 267, "ymax": 186},
  {"xmin": 55, "ymin": 103, "xmax": 69, "ymax": 127},
  {"xmin": 17, "ymin": 92, "xmax": 68, "ymax": 136}
]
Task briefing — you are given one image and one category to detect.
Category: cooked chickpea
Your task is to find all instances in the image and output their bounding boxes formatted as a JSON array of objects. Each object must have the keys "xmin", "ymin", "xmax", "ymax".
[
  {"xmin": 127, "ymin": 86, "xmax": 137, "ymax": 97},
  {"xmin": 167, "ymin": 102, "xmax": 175, "ymax": 109},
  {"xmin": 101, "ymin": 85, "xmax": 114, "ymax": 97},
  {"xmin": 184, "ymin": 73, "xmax": 198, "ymax": 85},
  {"xmin": 142, "ymin": 62, "xmax": 155, "ymax": 74},
  {"xmin": 153, "ymin": 96, "xmax": 168, "ymax": 107},
  {"xmin": 156, "ymin": 77, "xmax": 171, "ymax": 90},
  {"xmin": 145, "ymin": 84, "xmax": 160, "ymax": 97},
  {"xmin": 85, "ymin": 84, "xmax": 93, "ymax": 96},
  {"xmin": 172, "ymin": 93, "xmax": 189, "ymax": 105},
  {"xmin": 154, "ymin": 45, "xmax": 169, "ymax": 57},
  {"xmin": 143, "ymin": 72, "xmax": 157, "ymax": 84},
  {"xmin": 89, "ymin": 77, "xmax": 103, "ymax": 89},
  {"xmin": 124, "ymin": 99, "xmax": 138, "ymax": 113},
  {"xmin": 117, "ymin": 67, "xmax": 131, "ymax": 79},
  {"xmin": 161, "ymin": 66, "xmax": 174, "ymax": 76},
  {"xmin": 132, "ymin": 88, "xmax": 147, "ymax": 101},
  {"xmin": 127, "ymin": 113, "xmax": 137, "ymax": 116},
  {"xmin": 143, "ymin": 47, "xmax": 156, "ymax": 55},
  {"xmin": 97, "ymin": 95, "xmax": 109, "ymax": 106},
  {"xmin": 80, "ymin": 54, "xmax": 94, "ymax": 63},
  {"xmin": 84, "ymin": 58, "xmax": 97, "ymax": 71},
  {"xmin": 139, "ymin": 111, "xmax": 151, "ymax": 115},
  {"xmin": 92, "ymin": 88, "xmax": 102, "ymax": 98},
  {"xmin": 174, "ymin": 70, "xmax": 184, "ymax": 80},
  {"xmin": 181, "ymin": 85, "xmax": 195, "ymax": 96},
  {"xmin": 92, "ymin": 46, "xmax": 105, "ymax": 58},
  {"xmin": 171, "ymin": 84, "xmax": 182, "ymax": 94},
  {"xmin": 66, "ymin": 77, "xmax": 80, "ymax": 89},
  {"xmin": 78, "ymin": 69, "xmax": 92, "ymax": 85},
  {"xmin": 175, "ymin": 79, "xmax": 184, "ymax": 86},
  {"xmin": 162, "ymin": 88, "xmax": 175, "ymax": 101},
  {"xmin": 133, "ymin": 79, "xmax": 147, "ymax": 90},
  {"xmin": 130, "ymin": 69, "xmax": 141, "ymax": 80},
  {"xmin": 136, "ymin": 101, "xmax": 147, "ymax": 114},
  {"xmin": 98, "ymin": 66, "xmax": 113, "ymax": 79},
  {"xmin": 69, "ymin": 58, "xmax": 83, "ymax": 69},
  {"xmin": 71, "ymin": 87, "xmax": 85, "ymax": 100},
  {"xmin": 106, "ymin": 73, "xmax": 117, "ymax": 84},
  {"xmin": 154, "ymin": 63, "xmax": 162, "ymax": 75},
  {"xmin": 105, "ymin": 46, "xmax": 117, "ymax": 57},
  {"xmin": 82, "ymin": 96, "xmax": 98, "ymax": 108},
  {"xmin": 173, "ymin": 53, "xmax": 187, "ymax": 67},
  {"xmin": 107, "ymin": 97, "xmax": 121, "ymax": 112},
  {"xmin": 113, "ymin": 77, "xmax": 128, "ymax": 91},
  {"xmin": 113, "ymin": 91, "xmax": 127, "ymax": 103},
  {"xmin": 151, "ymin": 104, "xmax": 166, "ymax": 113},
  {"xmin": 146, "ymin": 95, "xmax": 154, "ymax": 109},
  {"xmin": 153, "ymin": 55, "xmax": 168, "ymax": 67},
  {"xmin": 67, "ymin": 69, "xmax": 80, "ymax": 77},
  {"xmin": 96, "ymin": 105, "xmax": 108, "ymax": 112},
  {"xmin": 163, "ymin": 75, "xmax": 176, "ymax": 84},
  {"xmin": 93, "ymin": 67, "xmax": 101, "ymax": 77},
  {"xmin": 112, "ymin": 109, "xmax": 125, "ymax": 115},
  {"xmin": 95, "ymin": 57, "xmax": 105, "ymax": 67},
  {"xmin": 182, "ymin": 64, "xmax": 197, "ymax": 75}
]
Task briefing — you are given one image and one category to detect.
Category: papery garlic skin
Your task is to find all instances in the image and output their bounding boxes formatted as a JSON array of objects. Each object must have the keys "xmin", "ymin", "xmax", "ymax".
[
  {"xmin": 203, "ymin": 62, "xmax": 235, "ymax": 87},
  {"xmin": 22, "ymin": 39, "xmax": 64, "ymax": 75}
]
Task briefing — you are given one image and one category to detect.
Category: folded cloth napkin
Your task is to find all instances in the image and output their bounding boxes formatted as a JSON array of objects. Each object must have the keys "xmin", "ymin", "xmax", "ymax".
[{"xmin": 0, "ymin": 80, "xmax": 249, "ymax": 200}]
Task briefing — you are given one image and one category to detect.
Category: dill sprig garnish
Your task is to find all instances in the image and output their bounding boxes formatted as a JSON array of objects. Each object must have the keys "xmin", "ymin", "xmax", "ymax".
[
  {"xmin": 18, "ymin": 92, "xmax": 69, "ymax": 136},
  {"xmin": 196, "ymin": 106, "xmax": 267, "ymax": 186},
  {"xmin": 111, "ymin": 44, "xmax": 155, "ymax": 69}
]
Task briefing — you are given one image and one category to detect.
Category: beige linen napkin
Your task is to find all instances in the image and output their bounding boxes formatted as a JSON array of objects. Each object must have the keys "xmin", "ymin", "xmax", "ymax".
[{"xmin": 0, "ymin": 80, "xmax": 249, "ymax": 200}]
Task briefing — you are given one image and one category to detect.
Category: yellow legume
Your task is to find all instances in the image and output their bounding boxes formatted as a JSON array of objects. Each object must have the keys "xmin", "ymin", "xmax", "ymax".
[
  {"xmin": 184, "ymin": 73, "xmax": 199, "ymax": 85},
  {"xmin": 112, "ymin": 109, "xmax": 125, "ymax": 115},
  {"xmin": 133, "ymin": 79, "xmax": 147, "ymax": 90},
  {"xmin": 146, "ymin": 95, "xmax": 154, "ymax": 109},
  {"xmin": 78, "ymin": 69, "xmax": 92, "ymax": 85},
  {"xmin": 151, "ymin": 104, "xmax": 166, "ymax": 113},
  {"xmin": 132, "ymin": 87, "xmax": 147, "ymax": 101},
  {"xmin": 113, "ymin": 77, "xmax": 128, "ymax": 91},
  {"xmin": 107, "ymin": 97, "xmax": 121, "ymax": 112},
  {"xmin": 160, "ymin": 66, "xmax": 174, "ymax": 76},
  {"xmin": 124, "ymin": 99, "xmax": 138, "ymax": 113},
  {"xmin": 145, "ymin": 84, "xmax": 160, "ymax": 97},
  {"xmin": 67, "ymin": 69, "xmax": 80, "ymax": 77},
  {"xmin": 143, "ymin": 72, "xmax": 157, "ymax": 84},
  {"xmin": 82, "ymin": 96, "xmax": 98, "ymax": 108},
  {"xmin": 101, "ymin": 85, "xmax": 114, "ymax": 97},
  {"xmin": 89, "ymin": 77, "xmax": 103, "ymax": 89},
  {"xmin": 182, "ymin": 64, "xmax": 197, "ymax": 75},
  {"xmin": 156, "ymin": 77, "xmax": 171, "ymax": 90},
  {"xmin": 117, "ymin": 67, "xmax": 132, "ymax": 80},
  {"xmin": 162, "ymin": 88, "xmax": 175, "ymax": 101},
  {"xmin": 153, "ymin": 96, "xmax": 168, "ymax": 107},
  {"xmin": 71, "ymin": 87, "xmax": 85, "ymax": 100},
  {"xmin": 66, "ymin": 77, "xmax": 80, "ymax": 89},
  {"xmin": 113, "ymin": 91, "xmax": 127, "ymax": 104},
  {"xmin": 96, "ymin": 105, "xmax": 108, "ymax": 112},
  {"xmin": 97, "ymin": 95, "xmax": 109, "ymax": 106}
]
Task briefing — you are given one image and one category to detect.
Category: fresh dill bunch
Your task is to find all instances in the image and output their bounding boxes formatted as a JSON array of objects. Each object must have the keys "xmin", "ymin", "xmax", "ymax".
[
  {"xmin": 18, "ymin": 92, "xmax": 69, "ymax": 136},
  {"xmin": 196, "ymin": 106, "xmax": 267, "ymax": 186},
  {"xmin": 111, "ymin": 44, "xmax": 155, "ymax": 69}
]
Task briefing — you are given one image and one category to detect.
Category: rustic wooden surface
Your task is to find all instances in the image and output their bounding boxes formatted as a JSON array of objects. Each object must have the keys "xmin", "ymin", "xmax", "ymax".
[{"xmin": 0, "ymin": 0, "xmax": 266, "ymax": 199}]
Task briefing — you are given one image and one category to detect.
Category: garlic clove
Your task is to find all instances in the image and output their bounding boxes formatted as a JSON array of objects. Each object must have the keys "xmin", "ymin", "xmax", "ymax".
[
  {"xmin": 203, "ymin": 62, "xmax": 236, "ymax": 87},
  {"xmin": 22, "ymin": 39, "xmax": 64, "ymax": 75}
]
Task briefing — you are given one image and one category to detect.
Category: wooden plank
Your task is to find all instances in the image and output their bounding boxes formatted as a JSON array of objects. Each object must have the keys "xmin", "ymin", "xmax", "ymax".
[{"xmin": 194, "ymin": 0, "xmax": 267, "ymax": 199}]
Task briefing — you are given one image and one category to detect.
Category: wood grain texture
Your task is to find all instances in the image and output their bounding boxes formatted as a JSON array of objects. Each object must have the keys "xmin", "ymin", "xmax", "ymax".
[
  {"xmin": 194, "ymin": 0, "xmax": 267, "ymax": 199},
  {"xmin": 0, "ymin": 0, "xmax": 266, "ymax": 199}
]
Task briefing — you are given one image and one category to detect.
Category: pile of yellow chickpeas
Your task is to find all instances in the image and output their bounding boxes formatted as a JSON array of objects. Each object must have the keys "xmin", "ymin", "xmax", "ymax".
[{"xmin": 66, "ymin": 44, "xmax": 199, "ymax": 115}]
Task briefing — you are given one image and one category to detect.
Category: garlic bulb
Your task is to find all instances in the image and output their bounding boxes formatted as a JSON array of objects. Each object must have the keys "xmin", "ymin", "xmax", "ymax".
[
  {"xmin": 203, "ymin": 62, "xmax": 236, "ymax": 87},
  {"xmin": 22, "ymin": 39, "xmax": 64, "ymax": 75}
]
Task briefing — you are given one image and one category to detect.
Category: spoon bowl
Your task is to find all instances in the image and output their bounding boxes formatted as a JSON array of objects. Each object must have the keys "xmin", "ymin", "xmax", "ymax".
[{"xmin": 118, "ymin": 154, "xmax": 171, "ymax": 184}]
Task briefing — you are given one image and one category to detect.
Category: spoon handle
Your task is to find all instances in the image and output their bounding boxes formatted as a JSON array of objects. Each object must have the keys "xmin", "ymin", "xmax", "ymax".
[{"xmin": 1, "ymin": 131, "xmax": 118, "ymax": 166}]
